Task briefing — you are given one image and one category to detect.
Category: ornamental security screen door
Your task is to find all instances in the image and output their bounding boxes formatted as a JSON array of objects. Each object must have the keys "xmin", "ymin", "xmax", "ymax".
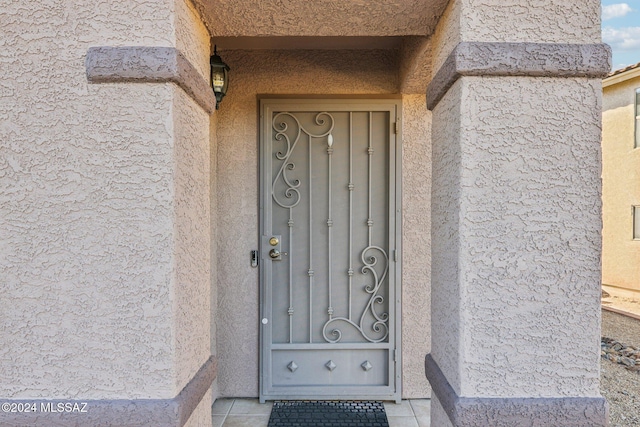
[{"xmin": 259, "ymin": 99, "xmax": 402, "ymax": 402}]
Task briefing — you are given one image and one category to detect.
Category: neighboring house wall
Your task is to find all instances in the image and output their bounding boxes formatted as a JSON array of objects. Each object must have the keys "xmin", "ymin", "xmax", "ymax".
[
  {"xmin": 602, "ymin": 68, "xmax": 640, "ymax": 293},
  {"xmin": 213, "ymin": 49, "xmax": 432, "ymax": 399},
  {"xmin": 0, "ymin": 0, "xmax": 213, "ymax": 425}
]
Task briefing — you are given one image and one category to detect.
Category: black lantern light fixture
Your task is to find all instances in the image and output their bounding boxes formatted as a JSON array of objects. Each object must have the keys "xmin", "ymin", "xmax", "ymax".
[{"xmin": 210, "ymin": 45, "xmax": 230, "ymax": 109}]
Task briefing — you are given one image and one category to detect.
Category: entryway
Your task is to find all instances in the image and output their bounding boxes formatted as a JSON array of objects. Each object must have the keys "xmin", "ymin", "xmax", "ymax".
[
  {"xmin": 211, "ymin": 398, "xmax": 431, "ymax": 427},
  {"xmin": 259, "ymin": 99, "xmax": 402, "ymax": 402}
]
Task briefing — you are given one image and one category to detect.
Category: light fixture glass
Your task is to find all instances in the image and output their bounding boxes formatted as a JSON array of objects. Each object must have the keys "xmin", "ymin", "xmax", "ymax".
[{"xmin": 210, "ymin": 45, "xmax": 230, "ymax": 109}]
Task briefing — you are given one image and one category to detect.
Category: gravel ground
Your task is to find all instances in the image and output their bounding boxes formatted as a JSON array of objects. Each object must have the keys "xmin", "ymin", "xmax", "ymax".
[{"xmin": 601, "ymin": 309, "xmax": 640, "ymax": 427}]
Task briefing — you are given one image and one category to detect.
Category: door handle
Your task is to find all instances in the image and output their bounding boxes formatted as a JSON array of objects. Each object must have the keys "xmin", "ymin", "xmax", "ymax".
[
  {"xmin": 269, "ymin": 248, "xmax": 287, "ymax": 260},
  {"xmin": 265, "ymin": 235, "xmax": 286, "ymax": 260}
]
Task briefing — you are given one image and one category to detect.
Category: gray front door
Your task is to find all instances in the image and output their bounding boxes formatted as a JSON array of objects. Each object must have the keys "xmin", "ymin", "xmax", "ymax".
[{"xmin": 259, "ymin": 99, "xmax": 401, "ymax": 402}]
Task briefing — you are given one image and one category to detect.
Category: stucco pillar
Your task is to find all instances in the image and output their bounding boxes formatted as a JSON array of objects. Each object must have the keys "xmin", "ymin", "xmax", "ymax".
[
  {"xmin": 1, "ymin": 1, "xmax": 215, "ymax": 426},
  {"xmin": 426, "ymin": 1, "xmax": 611, "ymax": 425}
]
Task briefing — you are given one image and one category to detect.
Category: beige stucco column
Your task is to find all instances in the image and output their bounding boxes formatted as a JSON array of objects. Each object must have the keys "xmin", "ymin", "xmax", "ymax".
[
  {"xmin": 0, "ymin": 1, "xmax": 215, "ymax": 426},
  {"xmin": 426, "ymin": 0, "xmax": 611, "ymax": 425}
]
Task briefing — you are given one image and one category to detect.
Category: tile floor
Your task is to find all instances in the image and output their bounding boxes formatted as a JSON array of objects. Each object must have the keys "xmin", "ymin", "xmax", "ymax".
[{"xmin": 211, "ymin": 398, "xmax": 431, "ymax": 427}]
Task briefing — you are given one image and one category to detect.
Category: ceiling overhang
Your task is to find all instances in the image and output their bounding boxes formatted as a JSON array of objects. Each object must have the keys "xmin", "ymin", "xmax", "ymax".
[
  {"xmin": 191, "ymin": 0, "xmax": 449, "ymax": 39},
  {"xmin": 190, "ymin": 0, "xmax": 445, "ymax": 94},
  {"xmin": 211, "ymin": 36, "xmax": 404, "ymax": 51}
]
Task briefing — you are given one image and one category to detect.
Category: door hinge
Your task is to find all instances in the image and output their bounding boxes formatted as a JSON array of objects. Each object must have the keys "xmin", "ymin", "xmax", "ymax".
[
  {"xmin": 393, "ymin": 349, "xmax": 397, "ymax": 362},
  {"xmin": 393, "ymin": 122, "xmax": 398, "ymax": 134},
  {"xmin": 393, "ymin": 249, "xmax": 398, "ymax": 262}
]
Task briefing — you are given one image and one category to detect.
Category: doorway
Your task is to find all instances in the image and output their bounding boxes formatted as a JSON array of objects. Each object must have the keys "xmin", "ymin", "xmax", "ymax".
[{"xmin": 259, "ymin": 99, "xmax": 402, "ymax": 402}]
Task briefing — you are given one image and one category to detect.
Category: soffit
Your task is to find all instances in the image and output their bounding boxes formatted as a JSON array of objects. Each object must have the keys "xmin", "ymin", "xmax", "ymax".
[
  {"xmin": 603, "ymin": 63, "xmax": 640, "ymax": 88},
  {"xmin": 192, "ymin": 0, "xmax": 449, "ymax": 37},
  {"xmin": 212, "ymin": 36, "xmax": 403, "ymax": 50}
]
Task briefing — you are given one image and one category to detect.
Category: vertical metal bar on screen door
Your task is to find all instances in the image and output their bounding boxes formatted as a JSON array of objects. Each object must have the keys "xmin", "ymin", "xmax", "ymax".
[
  {"xmin": 327, "ymin": 133, "xmax": 333, "ymax": 319},
  {"xmin": 308, "ymin": 134, "xmax": 314, "ymax": 343},
  {"xmin": 348, "ymin": 112, "xmax": 353, "ymax": 321},
  {"xmin": 288, "ymin": 208, "xmax": 293, "ymax": 343},
  {"xmin": 368, "ymin": 112, "xmax": 373, "ymax": 246}
]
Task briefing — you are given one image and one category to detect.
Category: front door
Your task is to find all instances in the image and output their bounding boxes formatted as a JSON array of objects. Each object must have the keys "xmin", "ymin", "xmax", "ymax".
[{"xmin": 259, "ymin": 99, "xmax": 401, "ymax": 402}]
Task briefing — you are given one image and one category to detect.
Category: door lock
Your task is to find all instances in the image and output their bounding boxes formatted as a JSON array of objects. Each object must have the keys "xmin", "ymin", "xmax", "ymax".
[{"xmin": 264, "ymin": 235, "xmax": 285, "ymax": 261}]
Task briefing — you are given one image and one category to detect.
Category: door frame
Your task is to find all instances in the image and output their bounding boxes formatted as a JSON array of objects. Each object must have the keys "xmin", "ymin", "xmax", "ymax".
[{"xmin": 258, "ymin": 97, "xmax": 403, "ymax": 402}]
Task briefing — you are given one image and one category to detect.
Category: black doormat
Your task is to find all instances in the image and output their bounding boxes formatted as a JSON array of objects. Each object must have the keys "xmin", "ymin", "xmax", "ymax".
[{"xmin": 267, "ymin": 401, "xmax": 389, "ymax": 427}]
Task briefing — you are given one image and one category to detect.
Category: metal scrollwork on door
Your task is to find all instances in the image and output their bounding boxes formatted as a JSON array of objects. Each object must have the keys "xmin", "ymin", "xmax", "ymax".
[
  {"xmin": 271, "ymin": 112, "xmax": 334, "ymax": 209},
  {"xmin": 322, "ymin": 111, "xmax": 389, "ymax": 344},
  {"xmin": 322, "ymin": 245, "xmax": 389, "ymax": 343},
  {"xmin": 271, "ymin": 109, "xmax": 389, "ymax": 344},
  {"xmin": 272, "ymin": 111, "xmax": 335, "ymax": 344}
]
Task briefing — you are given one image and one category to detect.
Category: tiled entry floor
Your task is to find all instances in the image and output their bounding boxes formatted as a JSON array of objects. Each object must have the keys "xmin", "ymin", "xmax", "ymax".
[{"xmin": 211, "ymin": 398, "xmax": 431, "ymax": 427}]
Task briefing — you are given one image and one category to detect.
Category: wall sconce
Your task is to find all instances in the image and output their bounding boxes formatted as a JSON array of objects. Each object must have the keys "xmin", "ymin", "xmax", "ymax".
[{"xmin": 210, "ymin": 45, "xmax": 230, "ymax": 109}]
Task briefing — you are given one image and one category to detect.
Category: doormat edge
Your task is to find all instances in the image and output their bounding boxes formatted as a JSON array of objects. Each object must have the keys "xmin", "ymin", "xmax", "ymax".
[{"xmin": 267, "ymin": 400, "xmax": 389, "ymax": 427}]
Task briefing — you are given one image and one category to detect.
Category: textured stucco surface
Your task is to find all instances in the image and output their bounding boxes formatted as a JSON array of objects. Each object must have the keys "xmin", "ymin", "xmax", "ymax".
[
  {"xmin": 602, "ymin": 76, "xmax": 640, "ymax": 292},
  {"xmin": 194, "ymin": 0, "xmax": 449, "ymax": 37},
  {"xmin": 427, "ymin": 41, "xmax": 611, "ymax": 110},
  {"xmin": 432, "ymin": 0, "xmax": 602, "ymax": 75},
  {"xmin": 175, "ymin": 0, "xmax": 210, "ymax": 81},
  {"xmin": 172, "ymin": 86, "xmax": 211, "ymax": 394},
  {"xmin": 432, "ymin": 395, "xmax": 454, "ymax": 427},
  {"xmin": 171, "ymin": 0, "xmax": 212, "ymax": 400},
  {"xmin": 0, "ymin": 356, "xmax": 217, "ymax": 426},
  {"xmin": 425, "ymin": 354, "xmax": 609, "ymax": 427},
  {"xmin": 1, "ymin": 0, "xmax": 213, "ymax": 409},
  {"xmin": 184, "ymin": 389, "xmax": 212, "ymax": 427},
  {"xmin": 432, "ymin": 0, "xmax": 463, "ymax": 77},
  {"xmin": 401, "ymin": 95, "xmax": 433, "ymax": 398},
  {"xmin": 86, "ymin": 46, "xmax": 216, "ymax": 113},
  {"xmin": 458, "ymin": 0, "xmax": 600, "ymax": 44},
  {"xmin": 214, "ymin": 49, "xmax": 432, "ymax": 398},
  {"xmin": 209, "ymin": 113, "xmax": 220, "ymax": 399},
  {"xmin": 430, "ymin": 78, "xmax": 463, "ymax": 396},
  {"xmin": 2, "ymin": 80, "xmax": 175, "ymax": 401},
  {"xmin": 432, "ymin": 76, "xmax": 603, "ymax": 398},
  {"xmin": 399, "ymin": 37, "xmax": 433, "ymax": 94}
]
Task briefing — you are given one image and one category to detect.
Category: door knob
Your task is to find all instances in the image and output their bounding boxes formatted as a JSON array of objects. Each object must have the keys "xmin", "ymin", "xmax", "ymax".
[{"xmin": 269, "ymin": 249, "xmax": 280, "ymax": 259}]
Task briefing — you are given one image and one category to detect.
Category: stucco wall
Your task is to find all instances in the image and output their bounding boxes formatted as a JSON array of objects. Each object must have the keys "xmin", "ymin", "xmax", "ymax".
[
  {"xmin": 1, "ymin": 0, "xmax": 212, "ymax": 403},
  {"xmin": 429, "ymin": 0, "xmax": 605, "ymax": 410},
  {"xmin": 432, "ymin": 76, "xmax": 603, "ymax": 398},
  {"xmin": 214, "ymin": 49, "xmax": 432, "ymax": 398},
  {"xmin": 175, "ymin": 0, "xmax": 210, "ymax": 80},
  {"xmin": 194, "ymin": 0, "xmax": 449, "ymax": 38},
  {"xmin": 185, "ymin": 389, "xmax": 213, "ymax": 427},
  {"xmin": 210, "ymin": 113, "xmax": 220, "ymax": 399},
  {"xmin": 432, "ymin": 0, "xmax": 601, "ymax": 73},
  {"xmin": 401, "ymin": 95, "xmax": 433, "ymax": 398},
  {"xmin": 431, "ymin": 395, "xmax": 453, "ymax": 427},
  {"xmin": 431, "ymin": 0, "xmax": 463, "ymax": 74},
  {"xmin": 173, "ymin": 86, "xmax": 211, "ymax": 393},
  {"xmin": 602, "ymin": 76, "xmax": 640, "ymax": 292},
  {"xmin": 430, "ymin": 78, "xmax": 464, "ymax": 395},
  {"xmin": 462, "ymin": 76, "xmax": 602, "ymax": 397},
  {"xmin": 172, "ymin": 0, "xmax": 212, "ymax": 397},
  {"xmin": 458, "ymin": 0, "xmax": 600, "ymax": 44}
]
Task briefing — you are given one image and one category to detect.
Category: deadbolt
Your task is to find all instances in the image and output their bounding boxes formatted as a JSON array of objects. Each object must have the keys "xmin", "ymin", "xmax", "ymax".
[{"xmin": 264, "ymin": 235, "xmax": 283, "ymax": 260}]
